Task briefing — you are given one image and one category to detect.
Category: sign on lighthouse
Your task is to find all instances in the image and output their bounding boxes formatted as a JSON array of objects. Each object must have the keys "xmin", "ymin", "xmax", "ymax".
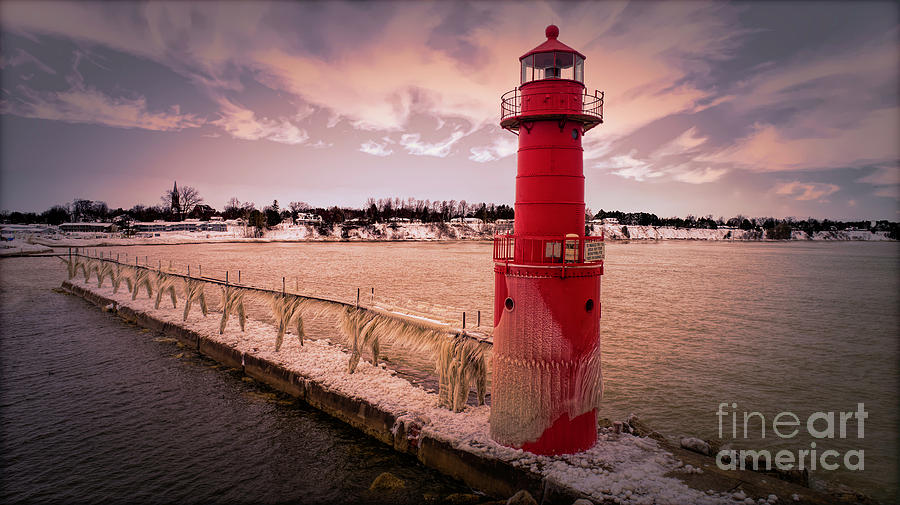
[{"xmin": 491, "ymin": 25, "xmax": 605, "ymax": 455}]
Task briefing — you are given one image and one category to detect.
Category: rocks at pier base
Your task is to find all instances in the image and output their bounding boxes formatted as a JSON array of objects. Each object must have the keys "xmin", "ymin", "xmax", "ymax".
[
  {"xmin": 505, "ymin": 489, "xmax": 537, "ymax": 505},
  {"xmin": 680, "ymin": 437, "xmax": 711, "ymax": 456},
  {"xmin": 369, "ymin": 472, "xmax": 405, "ymax": 491},
  {"xmin": 442, "ymin": 493, "xmax": 485, "ymax": 505}
]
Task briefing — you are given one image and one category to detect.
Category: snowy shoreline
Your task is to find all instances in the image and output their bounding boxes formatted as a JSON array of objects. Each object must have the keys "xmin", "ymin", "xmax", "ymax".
[{"xmin": 18, "ymin": 222, "xmax": 894, "ymax": 249}]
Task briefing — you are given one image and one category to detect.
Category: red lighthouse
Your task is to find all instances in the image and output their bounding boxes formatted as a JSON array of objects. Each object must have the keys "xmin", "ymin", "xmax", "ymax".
[{"xmin": 491, "ymin": 25, "xmax": 605, "ymax": 455}]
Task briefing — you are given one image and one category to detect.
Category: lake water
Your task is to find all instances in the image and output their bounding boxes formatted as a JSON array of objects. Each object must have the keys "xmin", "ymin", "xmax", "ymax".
[
  {"xmin": 0, "ymin": 256, "xmax": 472, "ymax": 504},
  {"xmin": 2, "ymin": 240, "xmax": 898, "ymax": 502}
]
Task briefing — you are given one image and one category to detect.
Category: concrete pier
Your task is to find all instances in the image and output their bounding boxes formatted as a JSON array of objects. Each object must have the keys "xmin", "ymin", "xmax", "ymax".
[{"xmin": 59, "ymin": 279, "xmax": 864, "ymax": 505}]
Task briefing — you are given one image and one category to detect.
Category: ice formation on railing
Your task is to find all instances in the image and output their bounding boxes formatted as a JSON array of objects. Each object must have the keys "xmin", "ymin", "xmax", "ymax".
[
  {"xmin": 61, "ymin": 255, "xmax": 491, "ymax": 412},
  {"xmin": 154, "ymin": 272, "xmax": 179, "ymax": 310},
  {"xmin": 269, "ymin": 294, "xmax": 306, "ymax": 351},
  {"xmin": 131, "ymin": 269, "xmax": 154, "ymax": 301},
  {"xmin": 182, "ymin": 279, "xmax": 208, "ymax": 320},
  {"xmin": 219, "ymin": 285, "xmax": 248, "ymax": 334}
]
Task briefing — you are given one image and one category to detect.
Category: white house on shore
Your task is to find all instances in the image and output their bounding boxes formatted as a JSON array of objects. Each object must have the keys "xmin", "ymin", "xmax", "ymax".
[
  {"xmin": 60, "ymin": 222, "xmax": 118, "ymax": 233},
  {"xmin": 296, "ymin": 213, "xmax": 323, "ymax": 223},
  {"xmin": 133, "ymin": 220, "xmax": 226, "ymax": 233},
  {"xmin": 450, "ymin": 217, "xmax": 484, "ymax": 224}
]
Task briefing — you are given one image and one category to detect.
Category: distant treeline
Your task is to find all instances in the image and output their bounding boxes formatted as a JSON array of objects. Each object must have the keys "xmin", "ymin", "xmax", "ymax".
[
  {"xmin": 2, "ymin": 196, "xmax": 897, "ymax": 239},
  {"xmin": 591, "ymin": 209, "xmax": 898, "ymax": 238}
]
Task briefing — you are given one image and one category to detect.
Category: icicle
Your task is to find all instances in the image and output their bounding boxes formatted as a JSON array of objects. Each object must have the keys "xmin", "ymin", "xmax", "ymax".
[
  {"xmin": 97, "ymin": 262, "xmax": 115, "ymax": 288},
  {"xmin": 153, "ymin": 272, "xmax": 178, "ymax": 309},
  {"xmin": 269, "ymin": 294, "xmax": 306, "ymax": 352},
  {"xmin": 220, "ymin": 286, "xmax": 248, "ymax": 334},
  {"xmin": 131, "ymin": 269, "xmax": 153, "ymax": 300},
  {"xmin": 111, "ymin": 265, "xmax": 129, "ymax": 294},
  {"xmin": 182, "ymin": 279, "xmax": 208, "ymax": 321}
]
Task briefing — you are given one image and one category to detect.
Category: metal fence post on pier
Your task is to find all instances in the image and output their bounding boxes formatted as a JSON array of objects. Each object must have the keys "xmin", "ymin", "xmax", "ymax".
[
  {"xmin": 478, "ymin": 310, "xmax": 481, "ymax": 327},
  {"xmin": 356, "ymin": 288, "xmax": 360, "ymax": 307},
  {"xmin": 238, "ymin": 270, "xmax": 241, "ymax": 283},
  {"xmin": 282, "ymin": 277, "xmax": 285, "ymax": 296},
  {"xmin": 462, "ymin": 312, "xmax": 466, "ymax": 329}
]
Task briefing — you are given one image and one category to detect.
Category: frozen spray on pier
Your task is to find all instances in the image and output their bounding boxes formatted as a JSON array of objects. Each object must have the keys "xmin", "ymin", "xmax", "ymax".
[{"xmin": 491, "ymin": 25, "xmax": 605, "ymax": 455}]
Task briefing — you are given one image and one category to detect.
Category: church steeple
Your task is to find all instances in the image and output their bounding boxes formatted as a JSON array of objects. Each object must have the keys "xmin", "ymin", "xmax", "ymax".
[{"xmin": 171, "ymin": 181, "xmax": 181, "ymax": 218}]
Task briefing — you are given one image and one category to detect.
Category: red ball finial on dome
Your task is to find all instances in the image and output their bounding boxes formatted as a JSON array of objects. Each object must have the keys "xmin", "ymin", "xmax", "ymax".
[{"xmin": 545, "ymin": 25, "xmax": 559, "ymax": 39}]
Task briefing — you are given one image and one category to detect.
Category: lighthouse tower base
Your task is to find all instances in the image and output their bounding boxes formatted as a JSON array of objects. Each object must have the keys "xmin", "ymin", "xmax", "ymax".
[{"xmin": 490, "ymin": 265, "xmax": 603, "ymax": 455}]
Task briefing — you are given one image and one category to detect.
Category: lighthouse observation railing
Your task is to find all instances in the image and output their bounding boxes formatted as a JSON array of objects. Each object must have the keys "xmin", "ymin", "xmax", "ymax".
[
  {"xmin": 500, "ymin": 88, "xmax": 604, "ymax": 123},
  {"xmin": 493, "ymin": 234, "xmax": 604, "ymax": 266}
]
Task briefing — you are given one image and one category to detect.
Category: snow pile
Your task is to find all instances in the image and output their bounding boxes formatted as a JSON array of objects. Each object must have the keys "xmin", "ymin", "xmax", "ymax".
[
  {"xmin": 64, "ymin": 276, "xmax": 777, "ymax": 505},
  {"xmin": 810, "ymin": 230, "xmax": 891, "ymax": 241},
  {"xmin": 0, "ymin": 239, "xmax": 52, "ymax": 256}
]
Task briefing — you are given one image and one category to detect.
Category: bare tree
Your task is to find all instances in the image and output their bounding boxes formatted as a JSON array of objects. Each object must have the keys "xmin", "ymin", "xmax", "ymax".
[
  {"xmin": 161, "ymin": 183, "xmax": 202, "ymax": 220},
  {"xmin": 72, "ymin": 199, "xmax": 93, "ymax": 222},
  {"xmin": 178, "ymin": 186, "xmax": 203, "ymax": 218}
]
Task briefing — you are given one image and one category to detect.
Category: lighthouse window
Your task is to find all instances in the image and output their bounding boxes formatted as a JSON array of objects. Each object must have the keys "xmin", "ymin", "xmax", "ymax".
[
  {"xmin": 521, "ymin": 55, "xmax": 534, "ymax": 84},
  {"xmin": 556, "ymin": 52, "xmax": 575, "ymax": 80},
  {"xmin": 533, "ymin": 52, "xmax": 555, "ymax": 80},
  {"xmin": 575, "ymin": 55, "xmax": 584, "ymax": 82},
  {"xmin": 505, "ymin": 297, "xmax": 515, "ymax": 311}
]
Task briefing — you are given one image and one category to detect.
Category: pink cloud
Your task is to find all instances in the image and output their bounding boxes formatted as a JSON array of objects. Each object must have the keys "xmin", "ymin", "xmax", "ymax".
[
  {"xmin": 469, "ymin": 136, "xmax": 518, "ymax": 163},
  {"xmin": 211, "ymin": 98, "xmax": 308, "ymax": 145},
  {"xmin": 774, "ymin": 181, "xmax": 840, "ymax": 201},
  {"xmin": 398, "ymin": 131, "xmax": 464, "ymax": 158},
  {"xmin": 3, "ymin": 82, "xmax": 201, "ymax": 131},
  {"xmin": 359, "ymin": 139, "xmax": 393, "ymax": 157}
]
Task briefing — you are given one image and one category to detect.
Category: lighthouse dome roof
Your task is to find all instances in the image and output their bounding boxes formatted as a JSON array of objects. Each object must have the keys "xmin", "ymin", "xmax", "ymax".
[{"xmin": 520, "ymin": 25, "xmax": 585, "ymax": 60}]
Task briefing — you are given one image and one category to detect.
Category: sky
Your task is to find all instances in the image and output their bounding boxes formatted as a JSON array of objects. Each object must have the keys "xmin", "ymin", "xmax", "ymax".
[{"xmin": 0, "ymin": 1, "xmax": 898, "ymax": 220}]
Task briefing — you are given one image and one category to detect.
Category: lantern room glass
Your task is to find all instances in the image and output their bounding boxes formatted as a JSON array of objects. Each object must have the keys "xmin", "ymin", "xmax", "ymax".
[{"xmin": 520, "ymin": 51, "xmax": 583, "ymax": 84}]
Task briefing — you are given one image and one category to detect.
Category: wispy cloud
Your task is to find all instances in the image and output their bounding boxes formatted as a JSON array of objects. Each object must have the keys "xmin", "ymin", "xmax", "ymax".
[
  {"xmin": 774, "ymin": 181, "xmax": 840, "ymax": 201},
  {"xmin": 211, "ymin": 98, "xmax": 308, "ymax": 144},
  {"xmin": 398, "ymin": 131, "xmax": 464, "ymax": 157},
  {"xmin": 2, "ymin": 82, "xmax": 201, "ymax": 131},
  {"xmin": 672, "ymin": 166, "xmax": 727, "ymax": 184},
  {"xmin": 603, "ymin": 151, "xmax": 663, "ymax": 182},
  {"xmin": 0, "ymin": 48, "xmax": 56, "ymax": 74},
  {"xmin": 469, "ymin": 136, "xmax": 518, "ymax": 163},
  {"xmin": 309, "ymin": 140, "xmax": 333, "ymax": 149},
  {"xmin": 857, "ymin": 165, "xmax": 900, "ymax": 186},
  {"xmin": 359, "ymin": 139, "xmax": 393, "ymax": 157}
]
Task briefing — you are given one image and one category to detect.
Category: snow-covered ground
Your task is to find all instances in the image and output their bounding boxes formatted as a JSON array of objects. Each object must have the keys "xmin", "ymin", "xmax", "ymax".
[
  {"xmin": 25, "ymin": 222, "xmax": 894, "ymax": 248},
  {"xmin": 64, "ymin": 275, "xmax": 806, "ymax": 505},
  {"xmin": 592, "ymin": 224, "xmax": 892, "ymax": 241},
  {"xmin": 0, "ymin": 239, "xmax": 53, "ymax": 256}
]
